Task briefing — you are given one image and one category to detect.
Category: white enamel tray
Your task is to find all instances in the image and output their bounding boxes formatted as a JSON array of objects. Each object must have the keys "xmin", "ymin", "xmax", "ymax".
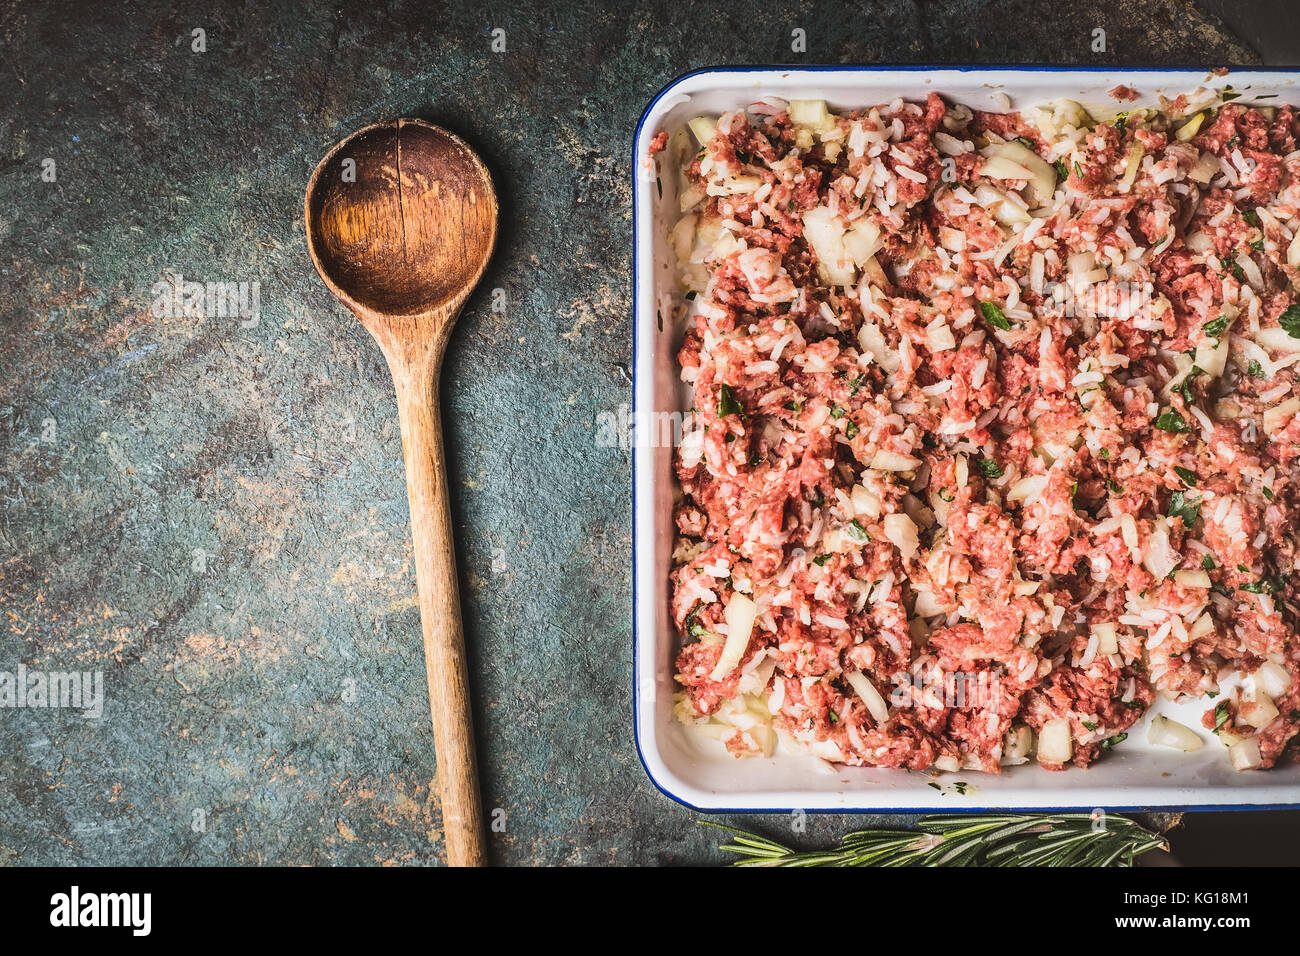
[{"xmin": 633, "ymin": 67, "xmax": 1300, "ymax": 811}]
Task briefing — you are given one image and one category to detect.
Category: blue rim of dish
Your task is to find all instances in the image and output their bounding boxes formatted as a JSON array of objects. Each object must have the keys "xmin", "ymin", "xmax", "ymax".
[{"xmin": 631, "ymin": 64, "xmax": 1300, "ymax": 815}]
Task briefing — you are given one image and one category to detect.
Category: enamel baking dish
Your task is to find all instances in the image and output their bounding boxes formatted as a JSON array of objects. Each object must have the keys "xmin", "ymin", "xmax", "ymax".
[{"xmin": 633, "ymin": 66, "xmax": 1300, "ymax": 811}]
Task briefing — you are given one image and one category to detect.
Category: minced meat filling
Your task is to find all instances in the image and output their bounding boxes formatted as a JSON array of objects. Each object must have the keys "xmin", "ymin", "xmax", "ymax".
[{"xmin": 662, "ymin": 89, "xmax": 1300, "ymax": 774}]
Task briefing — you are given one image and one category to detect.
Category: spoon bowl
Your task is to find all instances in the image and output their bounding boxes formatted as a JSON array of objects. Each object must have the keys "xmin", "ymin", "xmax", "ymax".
[
  {"xmin": 306, "ymin": 119, "xmax": 498, "ymax": 349},
  {"xmin": 305, "ymin": 119, "xmax": 498, "ymax": 867}
]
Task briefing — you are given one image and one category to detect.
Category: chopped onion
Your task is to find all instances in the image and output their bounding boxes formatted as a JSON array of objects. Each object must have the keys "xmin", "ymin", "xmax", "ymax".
[
  {"xmin": 1142, "ymin": 526, "xmax": 1180, "ymax": 581},
  {"xmin": 1241, "ymin": 693, "xmax": 1279, "ymax": 729},
  {"xmin": 1009, "ymin": 474, "xmax": 1048, "ymax": 502},
  {"xmin": 1289, "ymin": 229, "xmax": 1300, "ymax": 268},
  {"xmin": 1255, "ymin": 661, "xmax": 1292, "ymax": 699},
  {"xmin": 670, "ymin": 213, "xmax": 697, "ymax": 263},
  {"xmin": 851, "ymin": 483, "xmax": 881, "ymax": 519},
  {"xmin": 789, "ymin": 99, "xmax": 833, "ymax": 132},
  {"xmin": 709, "ymin": 593, "xmax": 757, "ymax": 681},
  {"xmin": 687, "ymin": 115, "xmax": 717, "ymax": 145},
  {"xmin": 1147, "ymin": 714, "xmax": 1204, "ymax": 752},
  {"xmin": 980, "ymin": 154, "xmax": 1035, "ymax": 181},
  {"xmin": 1194, "ymin": 335, "xmax": 1229, "ymax": 379},
  {"xmin": 802, "ymin": 205, "xmax": 856, "ymax": 285},
  {"xmin": 858, "ymin": 322, "xmax": 900, "ymax": 374},
  {"xmin": 1037, "ymin": 718, "xmax": 1073, "ymax": 764},
  {"xmin": 1118, "ymin": 143, "xmax": 1144, "ymax": 189},
  {"xmin": 842, "ymin": 219, "xmax": 883, "ymax": 267},
  {"xmin": 845, "ymin": 669, "xmax": 890, "ymax": 724},
  {"xmin": 1255, "ymin": 327, "xmax": 1300, "ymax": 355},
  {"xmin": 1229, "ymin": 736, "xmax": 1263, "ymax": 771},
  {"xmin": 869, "ymin": 450, "xmax": 923, "ymax": 472},
  {"xmin": 1188, "ymin": 150, "xmax": 1220, "ymax": 185},
  {"xmin": 883, "ymin": 513, "xmax": 919, "ymax": 559},
  {"xmin": 1174, "ymin": 111, "xmax": 1205, "ymax": 141},
  {"xmin": 1188, "ymin": 613, "xmax": 1215, "ymax": 641},
  {"xmin": 1002, "ymin": 725, "xmax": 1034, "ymax": 765},
  {"xmin": 1263, "ymin": 397, "xmax": 1300, "ymax": 434},
  {"xmin": 1236, "ymin": 253, "xmax": 1264, "ymax": 291},
  {"xmin": 1173, "ymin": 569, "xmax": 1211, "ymax": 589},
  {"xmin": 983, "ymin": 140, "xmax": 1057, "ymax": 206},
  {"xmin": 1091, "ymin": 622, "xmax": 1119, "ymax": 654},
  {"xmin": 1067, "ymin": 250, "xmax": 1096, "ymax": 275},
  {"xmin": 973, "ymin": 183, "xmax": 1031, "ymax": 226}
]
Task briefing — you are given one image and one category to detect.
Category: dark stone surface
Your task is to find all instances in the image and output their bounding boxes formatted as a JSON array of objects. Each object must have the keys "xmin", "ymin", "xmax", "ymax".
[{"xmin": 0, "ymin": 0, "xmax": 1286, "ymax": 865}]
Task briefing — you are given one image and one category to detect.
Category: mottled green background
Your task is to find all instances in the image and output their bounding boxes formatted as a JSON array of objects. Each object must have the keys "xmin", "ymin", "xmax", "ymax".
[{"xmin": 0, "ymin": 0, "xmax": 1291, "ymax": 865}]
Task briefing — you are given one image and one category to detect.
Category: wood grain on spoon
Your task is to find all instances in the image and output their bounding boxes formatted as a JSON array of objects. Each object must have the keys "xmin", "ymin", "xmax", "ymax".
[{"xmin": 305, "ymin": 119, "xmax": 497, "ymax": 867}]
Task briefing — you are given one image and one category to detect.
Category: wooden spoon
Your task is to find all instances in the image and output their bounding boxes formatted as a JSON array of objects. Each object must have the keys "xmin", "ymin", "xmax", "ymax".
[{"xmin": 304, "ymin": 119, "xmax": 498, "ymax": 866}]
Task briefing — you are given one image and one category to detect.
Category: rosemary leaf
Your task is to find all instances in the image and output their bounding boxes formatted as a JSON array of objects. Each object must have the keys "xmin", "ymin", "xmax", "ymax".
[{"xmin": 703, "ymin": 813, "xmax": 1168, "ymax": 867}]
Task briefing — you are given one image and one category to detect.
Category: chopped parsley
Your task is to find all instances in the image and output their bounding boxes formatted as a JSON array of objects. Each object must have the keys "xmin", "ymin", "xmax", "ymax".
[
  {"xmin": 829, "ymin": 403, "xmax": 847, "ymax": 419},
  {"xmin": 716, "ymin": 384, "xmax": 743, "ymax": 418},
  {"xmin": 975, "ymin": 457, "xmax": 1005, "ymax": 479},
  {"xmin": 1203, "ymin": 314, "xmax": 1231, "ymax": 338},
  {"xmin": 812, "ymin": 553, "xmax": 831, "ymax": 566},
  {"xmin": 979, "ymin": 301, "xmax": 1012, "ymax": 330},
  {"xmin": 1082, "ymin": 720, "xmax": 1098, "ymax": 731},
  {"xmin": 1153, "ymin": 410, "xmax": 1193, "ymax": 434},
  {"xmin": 784, "ymin": 399, "xmax": 803, "ymax": 413},
  {"xmin": 1279, "ymin": 305, "xmax": 1300, "ymax": 339},
  {"xmin": 1101, "ymin": 733, "xmax": 1128, "ymax": 751},
  {"xmin": 1247, "ymin": 359, "xmax": 1267, "ymax": 379},
  {"xmin": 846, "ymin": 374, "xmax": 866, "ymax": 397},
  {"xmin": 1240, "ymin": 576, "xmax": 1283, "ymax": 594},
  {"xmin": 1107, "ymin": 478, "xmax": 1124, "ymax": 495},
  {"xmin": 1167, "ymin": 490, "xmax": 1202, "ymax": 527},
  {"xmin": 1201, "ymin": 554, "xmax": 1216, "ymax": 571},
  {"xmin": 1243, "ymin": 208, "xmax": 1261, "ymax": 228},
  {"xmin": 1214, "ymin": 700, "xmax": 1231, "ymax": 731},
  {"xmin": 845, "ymin": 420, "xmax": 860, "ymax": 440},
  {"xmin": 1174, "ymin": 466, "xmax": 1198, "ymax": 487},
  {"xmin": 846, "ymin": 519, "xmax": 870, "ymax": 542}
]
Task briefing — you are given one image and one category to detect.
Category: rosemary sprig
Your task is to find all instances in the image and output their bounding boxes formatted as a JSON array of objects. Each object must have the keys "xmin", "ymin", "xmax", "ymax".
[{"xmin": 703, "ymin": 813, "xmax": 1168, "ymax": 867}]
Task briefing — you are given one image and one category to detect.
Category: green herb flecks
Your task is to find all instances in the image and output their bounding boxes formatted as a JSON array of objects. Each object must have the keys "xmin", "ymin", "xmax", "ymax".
[
  {"xmin": 716, "ymin": 384, "xmax": 743, "ymax": 418},
  {"xmin": 979, "ymin": 301, "xmax": 1012, "ymax": 331},
  {"xmin": 1167, "ymin": 490, "xmax": 1202, "ymax": 527},
  {"xmin": 1240, "ymin": 576, "xmax": 1283, "ymax": 594},
  {"xmin": 1153, "ymin": 410, "xmax": 1193, "ymax": 434},
  {"xmin": 1203, "ymin": 314, "xmax": 1231, "ymax": 339},
  {"xmin": 1279, "ymin": 305, "xmax": 1300, "ymax": 338}
]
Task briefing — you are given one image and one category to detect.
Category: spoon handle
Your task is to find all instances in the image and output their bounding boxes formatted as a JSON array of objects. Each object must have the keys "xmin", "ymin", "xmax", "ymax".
[{"xmin": 392, "ymin": 360, "xmax": 487, "ymax": 867}]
